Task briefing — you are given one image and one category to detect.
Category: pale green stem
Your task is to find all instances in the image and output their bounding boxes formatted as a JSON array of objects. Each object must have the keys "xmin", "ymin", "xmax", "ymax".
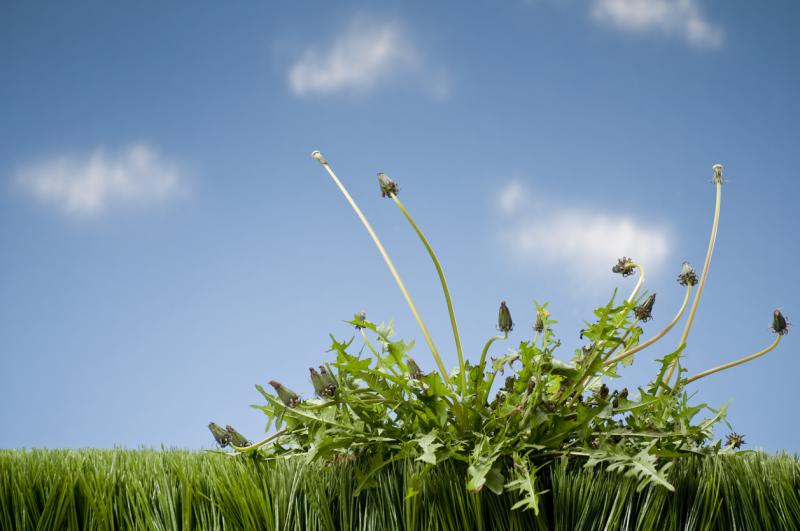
[
  {"xmin": 312, "ymin": 152, "xmax": 450, "ymax": 384},
  {"xmin": 663, "ymin": 179, "xmax": 722, "ymax": 387},
  {"xmin": 231, "ymin": 429, "xmax": 286, "ymax": 454},
  {"xmin": 684, "ymin": 336, "xmax": 781, "ymax": 385},
  {"xmin": 391, "ymin": 195, "xmax": 466, "ymax": 396},
  {"xmin": 477, "ymin": 332, "xmax": 507, "ymax": 404},
  {"xmin": 626, "ymin": 263, "xmax": 646, "ymax": 304},
  {"xmin": 605, "ymin": 284, "xmax": 693, "ymax": 366}
]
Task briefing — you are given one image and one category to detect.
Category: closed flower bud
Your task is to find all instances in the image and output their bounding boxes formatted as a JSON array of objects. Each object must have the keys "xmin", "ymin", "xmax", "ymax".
[
  {"xmin": 598, "ymin": 384, "xmax": 610, "ymax": 401},
  {"xmin": 772, "ymin": 309, "xmax": 789, "ymax": 336},
  {"xmin": 208, "ymin": 422, "xmax": 231, "ymax": 448},
  {"xmin": 612, "ymin": 257, "xmax": 636, "ymax": 277},
  {"xmin": 677, "ymin": 261, "xmax": 698, "ymax": 286},
  {"xmin": 406, "ymin": 358, "xmax": 423, "ymax": 380},
  {"xmin": 725, "ymin": 431, "xmax": 745, "ymax": 449},
  {"xmin": 619, "ymin": 387, "xmax": 629, "ymax": 400},
  {"xmin": 712, "ymin": 163, "xmax": 723, "ymax": 185},
  {"xmin": 318, "ymin": 365, "xmax": 338, "ymax": 397},
  {"xmin": 309, "ymin": 368, "xmax": 326, "ymax": 396},
  {"xmin": 269, "ymin": 380, "xmax": 302, "ymax": 407},
  {"xmin": 534, "ymin": 308, "xmax": 549, "ymax": 333},
  {"xmin": 225, "ymin": 425, "xmax": 250, "ymax": 447},
  {"xmin": 634, "ymin": 294, "xmax": 656, "ymax": 322},
  {"xmin": 377, "ymin": 172, "xmax": 400, "ymax": 198},
  {"xmin": 353, "ymin": 311, "xmax": 367, "ymax": 330},
  {"xmin": 498, "ymin": 301, "xmax": 514, "ymax": 333}
]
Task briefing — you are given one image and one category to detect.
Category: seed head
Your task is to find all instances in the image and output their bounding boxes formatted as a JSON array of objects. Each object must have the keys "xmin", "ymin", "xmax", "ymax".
[
  {"xmin": 311, "ymin": 150, "xmax": 327, "ymax": 164},
  {"xmin": 772, "ymin": 309, "xmax": 789, "ymax": 336},
  {"xmin": 725, "ymin": 431, "xmax": 746, "ymax": 449},
  {"xmin": 498, "ymin": 301, "xmax": 514, "ymax": 333},
  {"xmin": 677, "ymin": 261, "xmax": 698, "ymax": 286},
  {"xmin": 634, "ymin": 294, "xmax": 656, "ymax": 322},
  {"xmin": 612, "ymin": 257, "xmax": 636, "ymax": 277},
  {"xmin": 377, "ymin": 172, "xmax": 400, "ymax": 198},
  {"xmin": 406, "ymin": 358, "xmax": 423, "ymax": 380},
  {"xmin": 269, "ymin": 380, "xmax": 302, "ymax": 407},
  {"xmin": 712, "ymin": 163, "xmax": 723, "ymax": 185},
  {"xmin": 208, "ymin": 422, "xmax": 231, "ymax": 448},
  {"xmin": 225, "ymin": 425, "xmax": 251, "ymax": 447}
]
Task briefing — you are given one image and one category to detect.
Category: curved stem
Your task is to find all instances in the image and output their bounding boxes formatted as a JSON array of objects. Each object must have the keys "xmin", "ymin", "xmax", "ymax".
[
  {"xmin": 231, "ymin": 429, "xmax": 286, "ymax": 454},
  {"xmin": 605, "ymin": 284, "xmax": 693, "ymax": 366},
  {"xmin": 313, "ymin": 156, "xmax": 450, "ymax": 384},
  {"xmin": 391, "ymin": 195, "xmax": 466, "ymax": 396},
  {"xmin": 478, "ymin": 333, "xmax": 508, "ymax": 377},
  {"xmin": 684, "ymin": 336, "xmax": 781, "ymax": 385},
  {"xmin": 627, "ymin": 263, "xmax": 646, "ymax": 304},
  {"xmin": 664, "ymin": 180, "xmax": 722, "ymax": 387}
]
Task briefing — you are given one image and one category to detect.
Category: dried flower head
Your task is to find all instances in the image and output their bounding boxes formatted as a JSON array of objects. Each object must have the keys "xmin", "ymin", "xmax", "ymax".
[
  {"xmin": 612, "ymin": 257, "xmax": 636, "ymax": 277},
  {"xmin": 772, "ymin": 309, "xmax": 789, "ymax": 336},
  {"xmin": 677, "ymin": 261, "xmax": 698, "ymax": 286},
  {"xmin": 208, "ymin": 422, "xmax": 231, "ymax": 448},
  {"xmin": 269, "ymin": 380, "xmax": 302, "ymax": 407},
  {"xmin": 634, "ymin": 294, "xmax": 656, "ymax": 322},
  {"xmin": 406, "ymin": 358, "xmax": 423, "ymax": 380},
  {"xmin": 725, "ymin": 431, "xmax": 746, "ymax": 449},
  {"xmin": 712, "ymin": 163, "xmax": 723, "ymax": 185},
  {"xmin": 377, "ymin": 172, "xmax": 400, "ymax": 198},
  {"xmin": 498, "ymin": 301, "xmax": 514, "ymax": 333},
  {"xmin": 225, "ymin": 425, "xmax": 250, "ymax": 447}
]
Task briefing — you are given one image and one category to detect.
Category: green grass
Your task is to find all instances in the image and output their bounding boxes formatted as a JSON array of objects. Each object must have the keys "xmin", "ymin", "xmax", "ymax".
[{"xmin": 2, "ymin": 450, "xmax": 799, "ymax": 530}]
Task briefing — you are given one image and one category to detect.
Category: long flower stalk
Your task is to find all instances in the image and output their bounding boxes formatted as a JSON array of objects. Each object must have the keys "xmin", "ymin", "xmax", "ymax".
[
  {"xmin": 388, "ymin": 190, "xmax": 467, "ymax": 396},
  {"xmin": 605, "ymin": 284, "xmax": 693, "ymax": 366},
  {"xmin": 684, "ymin": 336, "xmax": 782, "ymax": 385},
  {"xmin": 627, "ymin": 263, "xmax": 646, "ymax": 304},
  {"xmin": 311, "ymin": 151, "xmax": 451, "ymax": 384},
  {"xmin": 663, "ymin": 164, "xmax": 723, "ymax": 387}
]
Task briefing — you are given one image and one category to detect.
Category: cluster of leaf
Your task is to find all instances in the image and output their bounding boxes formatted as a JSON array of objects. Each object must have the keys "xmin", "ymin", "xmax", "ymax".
[{"xmin": 246, "ymin": 295, "xmax": 727, "ymax": 514}]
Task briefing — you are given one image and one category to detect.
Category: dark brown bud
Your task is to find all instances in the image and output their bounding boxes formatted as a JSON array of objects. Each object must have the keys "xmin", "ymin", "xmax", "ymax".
[
  {"xmin": 612, "ymin": 257, "xmax": 636, "ymax": 277},
  {"xmin": 772, "ymin": 309, "xmax": 789, "ymax": 336},
  {"xmin": 377, "ymin": 172, "xmax": 400, "ymax": 198},
  {"xmin": 725, "ymin": 431, "xmax": 745, "ymax": 449},
  {"xmin": 634, "ymin": 294, "xmax": 656, "ymax": 322},
  {"xmin": 677, "ymin": 261, "xmax": 698, "ymax": 286},
  {"xmin": 598, "ymin": 384, "xmax": 609, "ymax": 401}
]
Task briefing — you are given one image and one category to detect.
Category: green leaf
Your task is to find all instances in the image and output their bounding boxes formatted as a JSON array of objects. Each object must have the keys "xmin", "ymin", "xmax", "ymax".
[{"xmin": 415, "ymin": 431, "xmax": 442, "ymax": 465}]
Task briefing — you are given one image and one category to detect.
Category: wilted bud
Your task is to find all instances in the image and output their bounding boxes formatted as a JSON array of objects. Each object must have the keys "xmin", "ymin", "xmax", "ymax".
[
  {"xmin": 598, "ymin": 384, "xmax": 609, "ymax": 401},
  {"xmin": 725, "ymin": 431, "xmax": 745, "ymax": 449},
  {"xmin": 208, "ymin": 422, "xmax": 231, "ymax": 448},
  {"xmin": 534, "ymin": 308, "xmax": 549, "ymax": 333},
  {"xmin": 377, "ymin": 172, "xmax": 400, "ymax": 198},
  {"xmin": 406, "ymin": 358, "xmax": 423, "ymax": 380},
  {"xmin": 772, "ymin": 309, "xmax": 789, "ymax": 336},
  {"xmin": 712, "ymin": 163, "xmax": 723, "ymax": 185},
  {"xmin": 498, "ymin": 301, "xmax": 514, "ymax": 333},
  {"xmin": 612, "ymin": 257, "xmax": 636, "ymax": 277},
  {"xmin": 634, "ymin": 294, "xmax": 656, "ymax": 322},
  {"xmin": 677, "ymin": 261, "xmax": 698, "ymax": 286},
  {"xmin": 318, "ymin": 365, "xmax": 338, "ymax": 397},
  {"xmin": 225, "ymin": 425, "xmax": 250, "ymax": 447},
  {"xmin": 309, "ymin": 368, "xmax": 325, "ymax": 396},
  {"xmin": 269, "ymin": 380, "xmax": 302, "ymax": 407},
  {"xmin": 353, "ymin": 311, "xmax": 367, "ymax": 330}
]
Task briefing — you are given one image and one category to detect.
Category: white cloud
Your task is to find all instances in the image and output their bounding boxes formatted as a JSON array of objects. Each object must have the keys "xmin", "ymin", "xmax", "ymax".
[
  {"xmin": 16, "ymin": 144, "xmax": 183, "ymax": 216},
  {"xmin": 592, "ymin": 0, "xmax": 723, "ymax": 47},
  {"xmin": 288, "ymin": 17, "xmax": 446, "ymax": 96},
  {"xmin": 497, "ymin": 181, "xmax": 671, "ymax": 283}
]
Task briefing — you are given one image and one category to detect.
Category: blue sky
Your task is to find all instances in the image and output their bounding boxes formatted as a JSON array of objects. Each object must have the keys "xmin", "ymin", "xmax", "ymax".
[{"xmin": 1, "ymin": 0, "xmax": 798, "ymax": 452}]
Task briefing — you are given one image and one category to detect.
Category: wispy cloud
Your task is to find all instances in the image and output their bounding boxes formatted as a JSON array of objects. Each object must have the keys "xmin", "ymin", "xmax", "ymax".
[
  {"xmin": 287, "ymin": 16, "xmax": 448, "ymax": 97},
  {"xmin": 497, "ymin": 181, "xmax": 671, "ymax": 284},
  {"xmin": 591, "ymin": 0, "xmax": 723, "ymax": 47},
  {"xmin": 16, "ymin": 144, "xmax": 184, "ymax": 217}
]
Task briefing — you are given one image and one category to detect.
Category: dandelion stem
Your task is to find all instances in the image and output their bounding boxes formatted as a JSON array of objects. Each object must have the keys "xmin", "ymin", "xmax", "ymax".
[
  {"xmin": 605, "ymin": 284, "xmax": 693, "ymax": 366},
  {"xmin": 627, "ymin": 263, "xmax": 646, "ymax": 304},
  {"xmin": 684, "ymin": 336, "xmax": 781, "ymax": 385},
  {"xmin": 312, "ymin": 152, "xmax": 451, "ymax": 384},
  {"xmin": 664, "ymin": 170, "xmax": 723, "ymax": 387},
  {"xmin": 391, "ymin": 195, "xmax": 467, "ymax": 396},
  {"xmin": 231, "ymin": 429, "xmax": 287, "ymax": 454},
  {"xmin": 478, "ymin": 333, "xmax": 508, "ymax": 378}
]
